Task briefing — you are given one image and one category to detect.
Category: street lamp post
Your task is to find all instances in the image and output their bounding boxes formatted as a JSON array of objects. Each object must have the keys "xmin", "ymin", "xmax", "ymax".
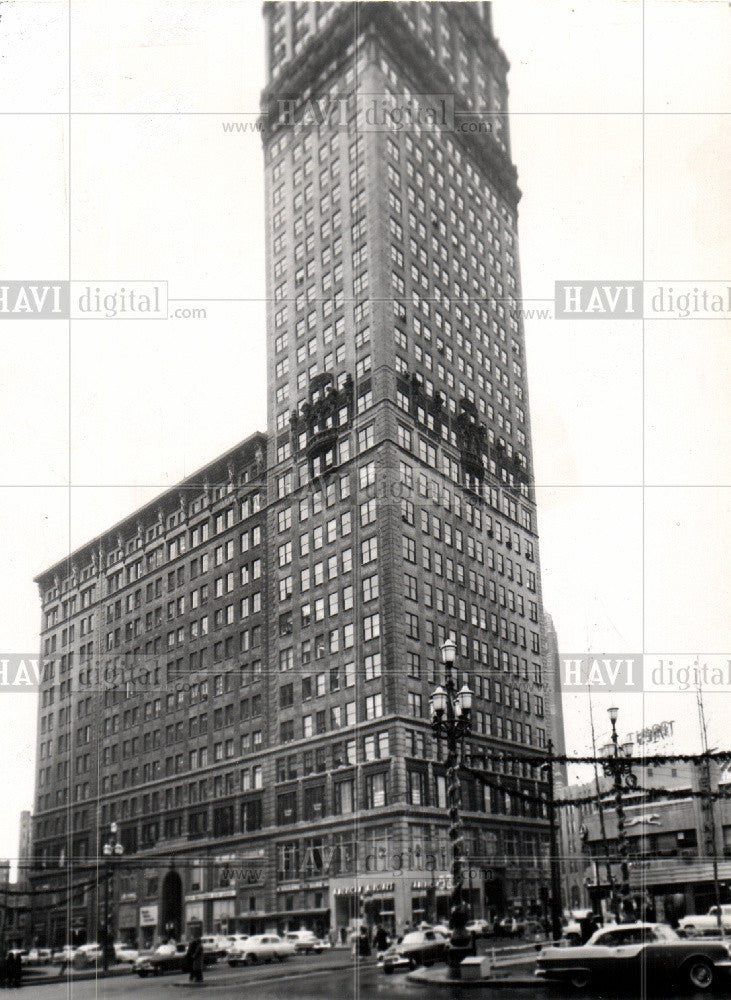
[
  {"xmin": 430, "ymin": 638, "xmax": 474, "ymax": 970},
  {"xmin": 544, "ymin": 739, "xmax": 563, "ymax": 941},
  {"xmin": 102, "ymin": 822, "xmax": 124, "ymax": 973},
  {"xmin": 602, "ymin": 707, "xmax": 636, "ymax": 923}
]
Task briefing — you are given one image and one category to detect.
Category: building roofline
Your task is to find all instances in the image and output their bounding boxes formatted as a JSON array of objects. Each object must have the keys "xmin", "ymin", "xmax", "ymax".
[{"xmin": 34, "ymin": 430, "xmax": 267, "ymax": 588}]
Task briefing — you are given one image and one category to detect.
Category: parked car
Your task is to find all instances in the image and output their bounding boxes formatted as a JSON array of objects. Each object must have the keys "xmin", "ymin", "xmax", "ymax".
[
  {"xmin": 113, "ymin": 942, "xmax": 139, "ymax": 963},
  {"xmin": 381, "ymin": 929, "xmax": 449, "ymax": 974},
  {"xmin": 225, "ymin": 934, "xmax": 250, "ymax": 964},
  {"xmin": 74, "ymin": 941, "xmax": 104, "ymax": 969},
  {"xmin": 432, "ymin": 923, "xmax": 451, "ymax": 937},
  {"xmin": 52, "ymin": 945, "xmax": 76, "ymax": 966},
  {"xmin": 226, "ymin": 936, "xmax": 251, "ymax": 966},
  {"xmin": 466, "ymin": 919, "xmax": 491, "ymax": 937},
  {"xmin": 58, "ymin": 943, "xmax": 102, "ymax": 969},
  {"xmin": 233, "ymin": 934, "xmax": 295, "ymax": 964},
  {"xmin": 536, "ymin": 922, "xmax": 731, "ymax": 993},
  {"xmin": 200, "ymin": 934, "xmax": 228, "ymax": 959},
  {"xmin": 26, "ymin": 948, "xmax": 52, "ymax": 965},
  {"xmin": 679, "ymin": 904, "xmax": 731, "ymax": 936},
  {"xmin": 517, "ymin": 919, "xmax": 544, "ymax": 940},
  {"xmin": 285, "ymin": 930, "xmax": 327, "ymax": 954},
  {"xmin": 134, "ymin": 941, "xmax": 217, "ymax": 977}
]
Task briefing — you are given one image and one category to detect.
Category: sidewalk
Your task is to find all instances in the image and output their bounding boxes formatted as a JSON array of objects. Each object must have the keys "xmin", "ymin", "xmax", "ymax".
[
  {"xmin": 407, "ymin": 963, "xmax": 538, "ymax": 989},
  {"xmin": 406, "ymin": 941, "xmax": 542, "ymax": 989}
]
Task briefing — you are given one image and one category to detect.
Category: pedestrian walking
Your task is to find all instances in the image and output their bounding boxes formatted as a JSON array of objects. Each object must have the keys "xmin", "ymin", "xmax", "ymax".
[
  {"xmin": 5, "ymin": 953, "xmax": 19, "ymax": 989},
  {"xmin": 357, "ymin": 925, "xmax": 371, "ymax": 957},
  {"xmin": 373, "ymin": 925, "xmax": 389, "ymax": 952},
  {"xmin": 186, "ymin": 935, "xmax": 203, "ymax": 983}
]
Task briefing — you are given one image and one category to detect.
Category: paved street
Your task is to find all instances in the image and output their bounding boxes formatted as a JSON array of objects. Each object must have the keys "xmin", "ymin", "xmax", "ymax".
[{"xmin": 20, "ymin": 955, "xmax": 715, "ymax": 1000}]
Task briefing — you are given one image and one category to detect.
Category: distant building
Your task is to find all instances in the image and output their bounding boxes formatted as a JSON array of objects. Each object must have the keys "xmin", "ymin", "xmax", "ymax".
[
  {"xmin": 18, "ymin": 811, "xmax": 32, "ymax": 870},
  {"xmin": 569, "ymin": 761, "xmax": 731, "ymax": 921},
  {"xmin": 542, "ymin": 613, "xmax": 567, "ymax": 786},
  {"xmin": 0, "ymin": 861, "xmax": 31, "ymax": 950}
]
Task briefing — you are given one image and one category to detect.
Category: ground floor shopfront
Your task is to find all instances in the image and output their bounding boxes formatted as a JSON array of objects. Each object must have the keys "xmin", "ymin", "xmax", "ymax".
[{"xmin": 585, "ymin": 858, "xmax": 731, "ymax": 924}]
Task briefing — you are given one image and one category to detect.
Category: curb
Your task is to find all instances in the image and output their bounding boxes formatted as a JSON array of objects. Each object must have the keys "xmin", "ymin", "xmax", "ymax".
[
  {"xmin": 171, "ymin": 961, "xmax": 360, "ymax": 986},
  {"xmin": 406, "ymin": 969, "xmax": 539, "ymax": 989},
  {"xmin": 20, "ymin": 966, "xmax": 135, "ymax": 986}
]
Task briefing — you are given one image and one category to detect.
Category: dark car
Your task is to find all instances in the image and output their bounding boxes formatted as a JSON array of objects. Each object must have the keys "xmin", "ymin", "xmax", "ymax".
[
  {"xmin": 381, "ymin": 929, "xmax": 448, "ymax": 973},
  {"xmin": 134, "ymin": 942, "xmax": 216, "ymax": 977},
  {"xmin": 536, "ymin": 922, "xmax": 731, "ymax": 993}
]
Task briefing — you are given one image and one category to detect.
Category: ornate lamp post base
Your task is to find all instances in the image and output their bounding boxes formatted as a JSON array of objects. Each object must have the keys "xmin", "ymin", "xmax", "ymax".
[{"xmin": 445, "ymin": 903, "xmax": 475, "ymax": 972}]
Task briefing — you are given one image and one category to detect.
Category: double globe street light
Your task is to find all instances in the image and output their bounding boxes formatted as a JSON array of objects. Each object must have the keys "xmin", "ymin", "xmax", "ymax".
[
  {"xmin": 429, "ymin": 638, "xmax": 474, "ymax": 967},
  {"xmin": 102, "ymin": 822, "xmax": 124, "ymax": 972},
  {"xmin": 601, "ymin": 706, "xmax": 637, "ymax": 923}
]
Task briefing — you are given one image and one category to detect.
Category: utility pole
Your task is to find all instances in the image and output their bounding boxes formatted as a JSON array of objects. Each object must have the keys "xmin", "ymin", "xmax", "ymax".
[
  {"xmin": 589, "ymin": 686, "xmax": 616, "ymax": 919},
  {"xmin": 696, "ymin": 681, "xmax": 725, "ymax": 941},
  {"xmin": 545, "ymin": 740, "xmax": 562, "ymax": 941}
]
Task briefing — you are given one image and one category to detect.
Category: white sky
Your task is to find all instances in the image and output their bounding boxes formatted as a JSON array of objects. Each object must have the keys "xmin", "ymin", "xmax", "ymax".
[{"xmin": 0, "ymin": 0, "xmax": 728, "ymax": 862}]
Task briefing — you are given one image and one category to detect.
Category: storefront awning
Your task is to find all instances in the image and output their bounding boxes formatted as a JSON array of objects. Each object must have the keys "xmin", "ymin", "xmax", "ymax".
[{"xmin": 248, "ymin": 907, "xmax": 330, "ymax": 919}]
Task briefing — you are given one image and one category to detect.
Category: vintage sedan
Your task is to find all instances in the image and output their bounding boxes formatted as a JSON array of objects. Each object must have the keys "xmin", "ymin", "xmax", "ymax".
[
  {"xmin": 113, "ymin": 942, "xmax": 139, "ymax": 963},
  {"xmin": 285, "ymin": 930, "xmax": 327, "ymax": 954},
  {"xmin": 536, "ymin": 922, "xmax": 731, "ymax": 993},
  {"xmin": 235, "ymin": 934, "xmax": 296, "ymax": 964},
  {"xmin": 134, "ymin": 942, "xmax": 216, "ymax": 976},
  {"xmin": 52, "ymin": 945, "xmax": 76, "ymax": 966},
  {"xmin": 381, "ymin": 929, "xmax": 449, "ymax": 973}
]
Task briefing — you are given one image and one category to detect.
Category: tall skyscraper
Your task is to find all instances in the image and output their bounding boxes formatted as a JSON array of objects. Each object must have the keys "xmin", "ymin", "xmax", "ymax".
[
  {"xmin": 29, "ymin": 2, "xmax": 553, "ymax": 947},
  {"xmin": 259, "ymin": 2, "xmax": 550, "ymax": 929},
  {"xmin": 543, "ymin": 612, "xmax": 568, "ymax": 785}
]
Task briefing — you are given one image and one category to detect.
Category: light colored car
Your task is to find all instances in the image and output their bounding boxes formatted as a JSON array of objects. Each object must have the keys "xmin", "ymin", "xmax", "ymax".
[
  {"xmin": 466, "ymin": 919, "xmax": 491, "ymax": 937},
  {"xmin": 381, "ymin": 929, "xmax": 449, "ymax": 973},
  {"xmin": 53, "ymin": 945, "xmax": 77, "ymax": 965},
  {"xmin": 68, "ymin": 943, "xmax": 103, "ymax": 968},
  {"xmin": 200, "ymin": 934, "xmax": 227, "ymax": 958},
  {"xmin": 114, "ymin": 943, "xmax": 139, "ymax": 963},
  {"xmin": 226, "ymin": 935, "xmax": 251, "ymax": 966},
  {"xmin": 26, "ymin": 948, "xmax": 52, "ymax": 965},
  {"xmin": 235, "ymin": 934, "xmax": 296, "ymax": 964},
  {"xmin": 679, "ymin": 904, "xmax": 731, "ymax": 937},
  {"xmin": 536, "ymin": 922, "xmax": 731, "ymax": 993},
  {"xmin": 285, "ymin": 930, "xmax": 326, "ymax": 954}
]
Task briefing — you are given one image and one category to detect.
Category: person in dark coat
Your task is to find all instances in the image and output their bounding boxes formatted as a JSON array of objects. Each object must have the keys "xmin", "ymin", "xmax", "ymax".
[
  {"xmin": 357, "ymin": 926, "xmax": 371, "ymax": 957},
  {"xmin": 373, "ymin": 925, "xmax": 389, "ymax": 952},
  {"xmin": 185, "ymin": 937, "xmax": 202, "ymax": 983},
  {"xmin": 579, "ymin": 912, "xmax": 599, "ymax": 944},
  {"xmin": 11, "ymin": 952, "xmax": 22, "ymax": 989}
]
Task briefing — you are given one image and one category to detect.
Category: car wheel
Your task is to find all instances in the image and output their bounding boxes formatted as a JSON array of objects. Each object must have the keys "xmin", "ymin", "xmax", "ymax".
[
  {"xmin": 408, "ymin": 958, "xmax": 418, "ymax": 971},
  {"xmin": 383, "ymin": 965, "xmax": 394, "ymax": 975},
  {"xmin": 245, "ymin": 954, "xmax": 257, "ymax": 965},
  {"xmin": 569, "ymin": 971, "xmax": 590, "ymax": 990},
  {"xmin": 228, "ymin": 960, "xmax": 237, "ymax": 967},
  {"xmin": 685, "ymin": 958, "xmax": 714, "ymax": 991}
]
